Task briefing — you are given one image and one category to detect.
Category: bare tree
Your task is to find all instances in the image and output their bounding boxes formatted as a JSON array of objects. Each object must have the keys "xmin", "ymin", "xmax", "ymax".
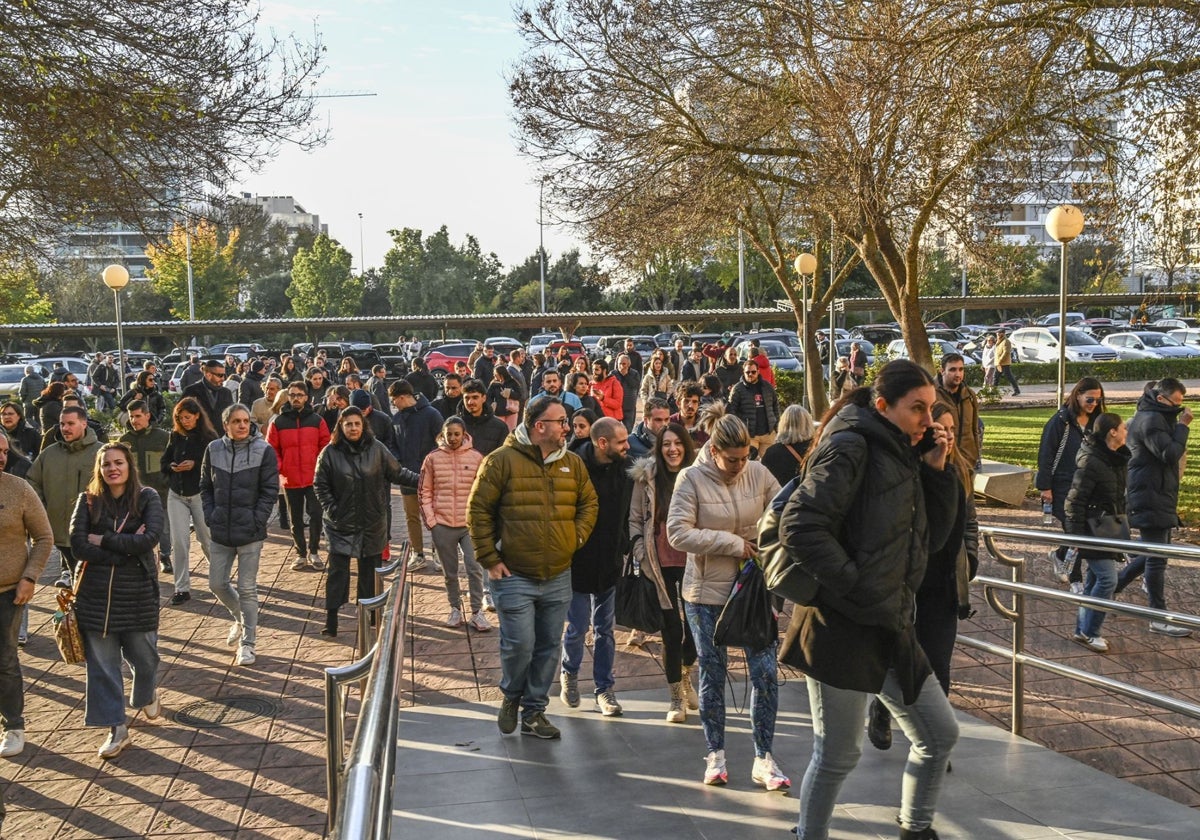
[
  {"xmin": 511, "ymin": 0, "xmax": 1200, "ymax": 368},
  {"xmin": 0, "ymin": 0, "xmax": 325, "ymax": 255}
]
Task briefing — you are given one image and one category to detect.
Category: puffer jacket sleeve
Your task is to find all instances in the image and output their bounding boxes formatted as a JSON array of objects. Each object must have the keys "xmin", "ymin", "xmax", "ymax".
[
  {"xmin": 100, "ymin": 489, "xmax": 163, "ymax": 556},
  {"xmin": 314, "ymin": 448, "xmax": 336, "ymax": 515},
  {"xmin": 200, "ymin": 444, "xmax": 215, "ymax": 521},
  {"xmin": 666, "ymin": 466, "xmax": 746, "ymax": 559},
  {"xmin": 69, "ymin": 495, "xmax": 125, "ymax": 566},
  {"xmin": 628, "ymin": 480, "xmax": 649, "ymax": 567},
  {"xmin": 1064, "ymin": 452, "xmax": 1100, "ymax": 534},
  {"xmin": 1143, "ymin": 414, "xmax": 1188, "ymax": 468},
  {"xmin": 468, "ymin": 453, "xmax": 507, "ymax": 569},
  {"xmin": 418, "ymin": 451, "xmax": 439, "ymax": 528},
  {"xmin": 253, "ymin": 445, "xmax": 280, "ymax": 532},
  {"xmin": 778, "ymin": 432, "xmax": 868, "ymax": 597}
]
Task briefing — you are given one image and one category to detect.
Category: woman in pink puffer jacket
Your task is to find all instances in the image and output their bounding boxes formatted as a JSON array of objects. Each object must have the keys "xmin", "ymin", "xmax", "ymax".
[{"xmin": 418, "ymin": 417, "xmax": 491, "ymax": 631}]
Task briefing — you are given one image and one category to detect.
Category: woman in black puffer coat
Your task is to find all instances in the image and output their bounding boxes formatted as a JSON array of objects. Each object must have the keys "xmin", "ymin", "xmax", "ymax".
[
  {"xmin": 1066, "ymin": 413, "xmax": 1130, "ymax": 653},
  {"xmin": 314, "ymin": 406, "xmax": 418, "ymax": 636},
  {"xmin": 69, "ymin": 441, "xmax": 164, "ymax": 760}
]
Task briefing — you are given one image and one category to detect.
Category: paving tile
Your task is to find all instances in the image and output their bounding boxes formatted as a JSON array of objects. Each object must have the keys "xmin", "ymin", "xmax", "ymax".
[{"xmin": 166, "ymin": 769, "xmax": 258, "ymax": 802}]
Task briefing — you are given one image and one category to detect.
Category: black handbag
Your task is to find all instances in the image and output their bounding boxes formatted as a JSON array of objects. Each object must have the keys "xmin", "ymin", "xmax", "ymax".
[
  {"xmin": 1087, "ymin": 511, "xmax": 1131, "ymax": 542},
  {"xmin": 714, "ymin": 558, "xmax": 778, "ymax": 653},
  {"xmin": 615, "ymin": 554, "xmax": 664, "ymax": 633},
  {"xmin": 757, "ymin": 478, "xmax": 820, "ymax": 606}
]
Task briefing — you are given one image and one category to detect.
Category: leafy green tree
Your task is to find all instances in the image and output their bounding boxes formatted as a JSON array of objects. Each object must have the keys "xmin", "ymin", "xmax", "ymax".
[
  {"xmin": 357, "ymin": 267, "xmax": 392, "ymax": 318},
  {"xmin": 146, "ymin": 219, "xmax": 243, "ymax": 319},
  {"xmin": 287, "ymin": 234, "xmax": 360, "ymax": 317},
  {"xmin": 493, "ymin": 248, "xmax": 609, "ymax": 313},
  {"xmin": 383, "ymin": 226, "xmax": 502, "ymax": 315},
  {"xmin": 37, "ymin": 260, "xmax": 109, "ymax": 324},
  {"xmin": 0, "ymin": 257, "xmax": 54, "ymax": 323}
]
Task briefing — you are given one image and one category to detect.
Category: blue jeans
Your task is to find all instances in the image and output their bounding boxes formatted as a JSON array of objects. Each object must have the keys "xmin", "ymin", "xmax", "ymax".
[
  {"xmin": 490, "ymin": 570, "xmax": 572, "ymax": 716},
  {"xmin": 168, "ymin": 491, "xmax": 211, "ymax": 595},
  {"xmin": 684, "ymin": 601, "xmax": 779, "ymax": 757},
  {"xmin": 1117, "ymin": 527, "xmax": 1170, "ymax": 610},
  {"xmin": 209, "ymin": 541, "xmax": 262, "ymax": 647},
  {"xmin": 798, "ymin": 671, "xmax": 959, "ymax": 839},
  {"xmin": 1076, "ymin": 556, "xmax": 1118, "ymax": 638},
  {"xmin": 561, "ymin": 587, "xmax": 616, "ymax": 693},
  {"xmin": 81, "ymin": 630, "xmax": 159, "ymax": 727},
  {"xmin": 0, "ymin": 590, "xmax": 23, "ymax": 730}
]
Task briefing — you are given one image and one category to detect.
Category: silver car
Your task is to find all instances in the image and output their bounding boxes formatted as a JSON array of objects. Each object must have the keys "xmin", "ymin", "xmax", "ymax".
[{"xmin": 1101, "ymin": 332, "xmax": 1200, "ymax": 360}]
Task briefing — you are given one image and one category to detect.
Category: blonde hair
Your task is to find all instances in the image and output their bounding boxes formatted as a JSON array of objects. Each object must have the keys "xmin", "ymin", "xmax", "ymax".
[{"xmin": 709, "ymin": 412, "xmax": 750, "ymax": 451}]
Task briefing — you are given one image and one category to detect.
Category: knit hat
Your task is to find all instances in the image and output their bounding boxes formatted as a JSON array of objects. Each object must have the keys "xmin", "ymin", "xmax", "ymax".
[
  {"xmin": 348, "ymin": 389, "xmax": 373, "ymax": 409},
  {"xmin": 250, "ymin": 360, "xmax": 266, "ymax": 374}
]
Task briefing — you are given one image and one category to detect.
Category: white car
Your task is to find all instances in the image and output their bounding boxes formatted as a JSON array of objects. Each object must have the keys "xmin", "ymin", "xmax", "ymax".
[
  {"xmin": 1169, "ymin": 328, "xmax": 1200, "ymax": 348},
  {"xmin": 885, "ymin": 338, "xmax": 978, "ymax": 364},
  {"xmin": 1101, "ymin": 332, "xmax": 1200, "ymax": 360},
  {"xmin": 1009, "ymin": 327, "xmax": 1118, "ymax": 363},
  {"xmin": 32, "ymin": 356, "xmax": 92, "ymax": 395}
]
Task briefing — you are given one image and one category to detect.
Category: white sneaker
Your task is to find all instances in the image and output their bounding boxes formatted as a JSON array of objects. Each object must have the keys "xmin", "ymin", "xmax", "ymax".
[
  {"xmin": 236, "ymin": 645, "xmax": 256, "ymax": 666},
  {"xmin": 98, "ymin": 725, "xmax": 131, "ymax": 759},
  {"xmin": 1069, "ymin": 581, "xmax": 1085, "ymax": 595},
  {"xmin": 308, "ymin": 552, "xmax": 325, "ymax": 571},
  {"xmin": 1050, "ymin": 550, "xmax": 1070, "ymax": 583},
  {"xmin": 594, "ymin": 689, "xmax": 623, "ymax": 717},
  {"xmin": 625, "ymin": 629, "xmax": 646, "ymax": 647},
  {"xmin": 406, "ymin": 554, "xmax": 427, "ymax": 572},
  {"xmin": 445, "ymin": 608, "xmax": 464, "ymax": 627},
  {"xmin": 751, "ymin": 752, "xmax": 791, "ymax": 791},
  {"xmin": 291, "ymin": 556, "xmax": 309, "ymax": 571},
  {"xmin": 703, "ymin": 749, "xmax": 728, "ymax": 785},
  {"xmin": 1150, "ymin": 621, "xmax": 1192, "ymax": 638},
  {"xmin": 469, "ymin": 611, "xmax": 493, "ymax": 632},
  {"xmin": 1072, "ymin": 632, "xmax": 1109, "ymax": 653},
  {"xmin": 483, "ymin": 593, "xmax": 496, "ymax": 613},
  {"xmin": 142, "ymin": 695, "xmax": 161, "ymax": 720},
  {"xmin": 55, "ymin": 569, "xmax": 73, "ymax": 589},
  {"xmin": 226, "ymin": 622, "xmax": 243, "ymax": 647},
  {"xmin": 0, "ymin": 729, "xmax": 24, "ymax": 757}
]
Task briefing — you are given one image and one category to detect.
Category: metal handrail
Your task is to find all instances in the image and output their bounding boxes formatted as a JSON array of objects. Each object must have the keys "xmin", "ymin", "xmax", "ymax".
[
  {"xmin": 325, "ymin": 542, "xmax": 412, "ymax": 837},
  {"xmin": 968, "ymin": 525, "xmax": 1200, "ymax": 736}
]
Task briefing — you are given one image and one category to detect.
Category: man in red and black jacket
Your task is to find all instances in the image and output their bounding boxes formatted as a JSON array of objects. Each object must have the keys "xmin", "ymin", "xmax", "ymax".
[{"xmin": 266, "ymin": 381, "xmax": 330, "ymax": 572}]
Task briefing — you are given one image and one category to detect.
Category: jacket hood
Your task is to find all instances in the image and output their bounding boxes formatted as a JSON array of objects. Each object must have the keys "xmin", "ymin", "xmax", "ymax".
[
  {"xmin": 1136, "ymin": 384, "xmax": 1184, "ymax": 419},
  {"xmin": 436, "ymin": 432, "xmax": 474, "ymax": 452},
  {"xmin": 629, "ymin": 455, "xmax": 656, "ymax": 484},
  {"xmin": 824, "ymin": 401, "xmax": 911, "ymax": 460},
  {"xmin": 403, "ymin": 394, "xmax": 433, "ymax": 415},
  {"xmin": 63, "ymin": 427, "xmax": 99, "ymax": 452},
  {"xmin": 510, "ymin": 423, "xmax": 568, "ymax": 464}
]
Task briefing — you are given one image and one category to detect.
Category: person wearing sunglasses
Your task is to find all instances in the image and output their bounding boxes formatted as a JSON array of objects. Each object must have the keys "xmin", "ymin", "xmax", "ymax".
[
  {"xmin": 468, "ymin": 394, "xmax": 598, "ymax": 741},
  {"xmin": 1036, "ymin": 377, "xmax": 1106, "ymax": 592},
  {"xmin": 181, "ymin": 359, "xmax": 234, "ymax": 433}
]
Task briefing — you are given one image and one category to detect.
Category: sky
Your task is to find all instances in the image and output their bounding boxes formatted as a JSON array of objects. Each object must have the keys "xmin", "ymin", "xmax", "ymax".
[{"xmin": 237, "ymin": 1, "xmax": 579, "ymax": 274}]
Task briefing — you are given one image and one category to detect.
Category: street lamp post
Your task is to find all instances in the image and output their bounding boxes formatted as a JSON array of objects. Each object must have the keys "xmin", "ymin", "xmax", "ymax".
[
  {"xmin": 539, "ymin": 178, "xmax": 546, "ymax": 315},
  {"xmin": 1045, "ymin": 205, "xmax": 1085, "ymax": 406},
  {"xmin": 794, "ymin": 252, "xmax": 817, "ymax": 409},
  {"xmin": 358, "ymin": 212, "xmax": 365, "ymax": 275},
  {"xmin": 102, "ymin": 264, "xmax": 131, "ymax": 396}
]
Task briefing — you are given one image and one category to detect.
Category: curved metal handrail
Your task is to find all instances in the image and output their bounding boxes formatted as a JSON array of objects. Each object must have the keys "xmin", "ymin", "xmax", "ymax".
[
  {"xmin": 970, "ymin": 525, "xmax": 1200, "ymax": 735},
  {"xmin": 325, "ymin": 541, "xmax": 412, "ymax": 836}
]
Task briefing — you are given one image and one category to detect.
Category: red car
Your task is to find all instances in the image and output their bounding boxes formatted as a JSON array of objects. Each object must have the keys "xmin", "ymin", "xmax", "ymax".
[
  {"xmin": 423, "ymin": 342, "xmax": 476, "ymax": 382},
  {"xmin": 546, "ymin": 340, "xmax": 588, "ymax": 362}
]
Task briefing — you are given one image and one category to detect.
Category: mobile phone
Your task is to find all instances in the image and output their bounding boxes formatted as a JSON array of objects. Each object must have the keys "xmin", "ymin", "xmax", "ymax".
[{"xmin": 917, "ymin": 426, "xmax": 938, "ymax": 454}]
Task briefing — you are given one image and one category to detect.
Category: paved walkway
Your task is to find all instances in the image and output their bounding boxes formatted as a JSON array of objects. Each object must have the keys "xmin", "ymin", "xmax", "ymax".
[{"xmin": 6, "ymin": 475, "xmax": 1200, "ymax": 837}]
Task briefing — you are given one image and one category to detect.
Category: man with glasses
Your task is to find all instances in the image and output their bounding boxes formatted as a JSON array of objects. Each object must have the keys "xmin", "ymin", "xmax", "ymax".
[
  {"xmin": 728, "ymin": 361, "xmax": 780, "ymax": 457},
  {"xmin": 936, "ymin": 353, "xmax": 981, "ymax": 473},
  {"xmin": 1115, "ymin": 378, "xmax": 1193, "ymax": 636},
  {"xmin": 182, "ymin": 359, "xmax": 234, "ymax": 432},
  {"xmin": 469, "ymin": 395, "xmax": 598, "ymax": 740}
]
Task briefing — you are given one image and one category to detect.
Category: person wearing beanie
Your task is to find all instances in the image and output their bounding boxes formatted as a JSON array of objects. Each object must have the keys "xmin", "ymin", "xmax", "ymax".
[
  {"xmin": 238, "ymin": 360, "xmax": 267, "ymax": 407},
  {"xmin": 349, "ymin": 389, "xmax": 392, "ymax": 444}
]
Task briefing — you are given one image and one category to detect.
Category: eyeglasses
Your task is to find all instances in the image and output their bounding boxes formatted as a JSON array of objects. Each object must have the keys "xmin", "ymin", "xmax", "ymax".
[
  {"xmin": 539, "ymin": 417, "xmax": 570, "ymax": 427},
  {"xmin": 1082, "ymin": 396, "xmax": 1099, "ymax": 404},
  {"xmin": 744, "ymin": 369, "xmax": 759, "ymax": 376},
  {"xmin": 209, "ymin": 372, "xmax": 227, "ymax": 379}
]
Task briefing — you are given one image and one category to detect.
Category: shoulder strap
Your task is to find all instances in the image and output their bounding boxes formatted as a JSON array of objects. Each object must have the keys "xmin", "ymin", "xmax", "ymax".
[
  {"xmin": 785, "ymin": 444, "xmax": 804, "ymax": 464},
  {"xmin": 1050, "ymin": 418, "xmax": 1071, "ymax": 475}
]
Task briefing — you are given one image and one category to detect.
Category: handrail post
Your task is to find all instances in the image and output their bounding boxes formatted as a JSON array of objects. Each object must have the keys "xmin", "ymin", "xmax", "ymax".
[
  {"xmin": 324, "ymin": 668, "xmax": 344, "ymax": 831},
  {"xmin": 1011, "ymin": 551, "xmax": 1025, "ymax": 736}
]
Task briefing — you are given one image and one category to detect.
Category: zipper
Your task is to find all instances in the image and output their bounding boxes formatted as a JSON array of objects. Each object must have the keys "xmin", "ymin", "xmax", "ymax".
[{"xmin": 102, "ymin": 566, "xmax": 115, "ymax": 637}]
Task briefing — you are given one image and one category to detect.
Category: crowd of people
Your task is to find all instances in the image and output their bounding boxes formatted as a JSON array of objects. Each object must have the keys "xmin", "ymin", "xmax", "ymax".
[{"xmin": 0, "ymin": 333, "xmax": 1193, "ymax": 839}]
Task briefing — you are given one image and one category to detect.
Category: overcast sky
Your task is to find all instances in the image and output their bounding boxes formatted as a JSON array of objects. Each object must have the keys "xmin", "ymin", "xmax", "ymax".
[{"xmin": 237, "ymin": 1, "xmax": 581, "ymax": 273}]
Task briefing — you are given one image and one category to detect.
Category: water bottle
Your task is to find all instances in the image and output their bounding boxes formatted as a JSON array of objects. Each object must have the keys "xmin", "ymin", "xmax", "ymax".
[
  {"xmin": 1042, "ymin": 501, "xmax": 1054, "ymax": 526},
  {"xmin": 1065, "ymin": 546, "xmax": 1079, "ymax": 564}
]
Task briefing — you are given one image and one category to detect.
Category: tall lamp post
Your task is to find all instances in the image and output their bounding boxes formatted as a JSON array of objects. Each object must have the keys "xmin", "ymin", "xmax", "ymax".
[
  {"xmin": 358, "ymin": 212, "xmax": 365, "ymax": 275},
  {"xmin": 102, "ymin": 264, "xmax": 131, "ymax": 396},
  {"xmin": 538, "ymin": 177, "xmax": 547, "ymax": 315},
  {"xmin": 794, "ymin": 252, "xmax": 817, "ymax": 409},
  {"xmin": 1045, "ymin": 205, "xmax": 1085, "ymax": 406}
]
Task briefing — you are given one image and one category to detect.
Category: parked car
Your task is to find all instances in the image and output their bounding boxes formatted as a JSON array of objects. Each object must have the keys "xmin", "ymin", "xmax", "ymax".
[
  {"xmin": 546, "ymin": 340, "xmax": 588, "ymax": 363},
  {"xmin": 1152, "ymin": 317, "xmax": 1200, "ymax": 331},
  {"xmin": 32, "ymin": 356, "xmax": 92, "ymax": 393},
  {"xmin": 484, "ymin": 336, "xmax": 524, "ymax": 356},
  {"xmin": 373, "ymin": 344, "xmax": 410, "ymax": 377},
  {"xmin": 1100, "ymin": 331, "xmax": 1200, "ymax": 360},
  {"xmin": 0, "ymin": 363, "xmax": 49, "ymax": 401},
  {"xmin": 168, "ymin": 361, "xmax": 189, "ymax": 393},
  {"xmin": 848, "ymin": 324, "xmax": 903, "ymax": 346},
  {"xmin": 734, "ymin": 340, "xmax": 802, "ymax": 372},
  {"xmin": 578, "ymin": 335, "xmax": 604, "ymax": 356},
  {"xmin": 527, "ymin": 333, "xmax": 560, "ymax": 356},
  {"xmin": 1078, "ymin": 318, "xmax": 1128, "ymax": 340},
  {"xmin": 1034, "ymin": 312, "xmax": 1086, "ymax": 328},
  {"xmin": 885, "ymin": 339, "xmax": 978, "ymax": 365},
  {"xmin": 596, "ymin": 335, "xmax": 657, "ymax": 365},
  {"xmin": 733, "ymin": 330, "xmax": 803, "ymax": 362},
  {"xmin": 423, "ymin": 342, "xmax": 477, "ymax": 383},
  {"xmin": 1168, "ymin": 328, "xmax": 1200, "ymax": 348},
  {"xmin": 819, "ymin": 339, "xmax": 876, "ymax": 367},
  {"xmin": 1008, "ymin": 327, "xmax": 1119, "ymax": 363}
]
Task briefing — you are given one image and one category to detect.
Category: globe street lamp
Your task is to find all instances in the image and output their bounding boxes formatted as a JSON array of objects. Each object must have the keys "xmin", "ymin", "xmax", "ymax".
[
  {"xmin": 102, "ymin": 264, "xmax": 131, "ymax": 396},
  {"xmin": 794, "ymin": 252, "xmax": 817, "ymax": 408},
  {"xmin": 1045, "ymin": 205, "xmax": 1085, "ymax": 406}
]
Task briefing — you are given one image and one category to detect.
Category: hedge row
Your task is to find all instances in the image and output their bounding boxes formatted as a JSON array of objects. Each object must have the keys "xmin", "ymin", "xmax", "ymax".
[{"xmin": 771, "ymin": 357, "xmax": 1200, "ymax": 408}]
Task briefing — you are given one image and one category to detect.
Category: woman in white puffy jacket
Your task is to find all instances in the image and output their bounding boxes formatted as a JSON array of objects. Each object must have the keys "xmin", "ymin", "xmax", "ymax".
[{"xmin": 666, "ymin": 407, "xmax": 785, "ymax": 791}]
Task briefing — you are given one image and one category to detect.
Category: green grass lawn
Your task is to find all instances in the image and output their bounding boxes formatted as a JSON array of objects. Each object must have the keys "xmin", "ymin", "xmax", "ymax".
[{"xmin": 981, "ymin": 407, "xmax": 1200, "ymax": 527}]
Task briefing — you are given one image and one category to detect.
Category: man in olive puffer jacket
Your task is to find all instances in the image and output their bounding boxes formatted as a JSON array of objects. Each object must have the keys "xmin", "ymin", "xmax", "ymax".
[{"xmin": 468, "ymin": 395, "xmax": 597, "ymax": 741}]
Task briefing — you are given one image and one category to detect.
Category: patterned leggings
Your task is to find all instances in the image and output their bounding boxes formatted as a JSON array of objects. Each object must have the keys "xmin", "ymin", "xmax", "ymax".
[{"xmin": 684, "ymin": 600, "xmax": 779, "ymax": 757}]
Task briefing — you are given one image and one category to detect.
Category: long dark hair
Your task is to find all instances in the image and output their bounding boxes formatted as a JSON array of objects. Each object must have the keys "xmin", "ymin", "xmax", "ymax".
[
  {"xmin": 931, "ymin": 401, "xmax": 971, "ymax": 493},
  {"xmin": 86, "ymin": 442, "xmax": 146, "ymax": 519},
  {"xmin": 40, "ymin": 381, "xmax": 66, "ymax": 401},
  {"xmin": 1091, "ymin": 412, "xmax": 1123, "ymax": 447},
  {"xmin": 813, "ymin": 359, "xmax": 936, "ymax": 450},
  {"xmin": 330, "ymin": 406, "xmax": 376, "ymax": 447},
  {"xmin": 173, "ymin": 396, "xmax": 217, "ymax": 441},
  {"xmin": 653, "ymin": 422, "xmax": 696, "ymax": 525}
]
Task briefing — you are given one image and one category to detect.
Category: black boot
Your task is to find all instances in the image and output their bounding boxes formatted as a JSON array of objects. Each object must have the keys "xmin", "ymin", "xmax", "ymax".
[
  {"xmin": 867, "ymin": 697, "xmax": 893, "ymax": 750},
  {"xmin": 321, "ymin": 609, "xmax": 337, "ymax": 637},
  {"xmin": 899, "ymin": 827, "xmax": 939, "ymax": 840}
]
